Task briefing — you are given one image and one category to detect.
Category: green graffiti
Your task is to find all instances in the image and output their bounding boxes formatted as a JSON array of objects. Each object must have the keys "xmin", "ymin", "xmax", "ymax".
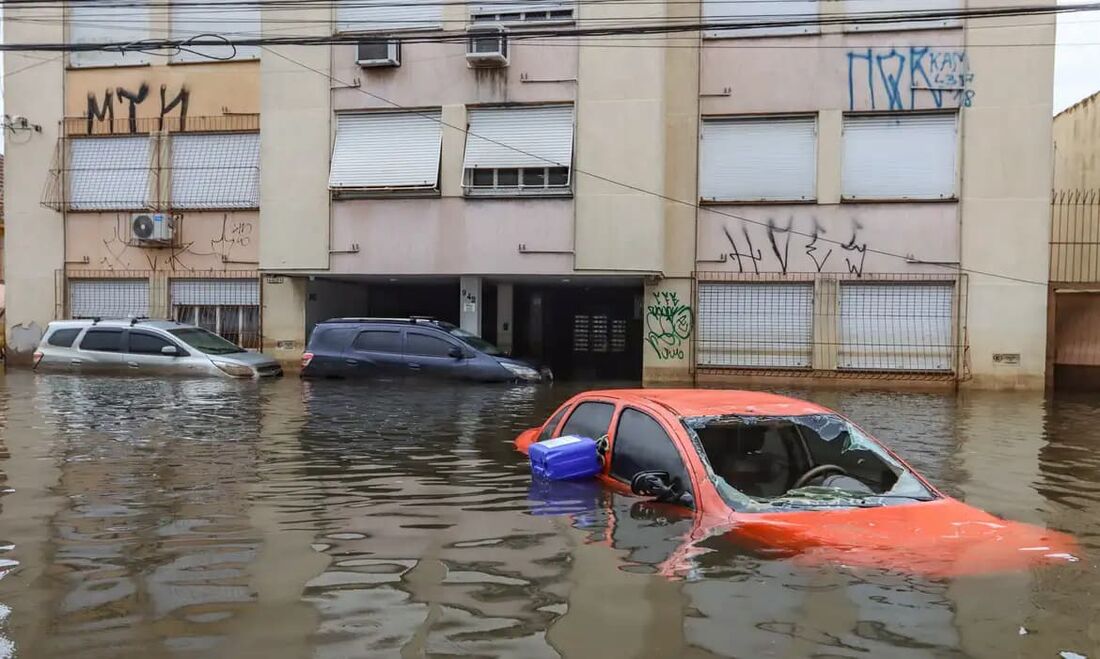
[{"xmin": 645, "ymin": 291, "xmax": 693, "ymax": 360}]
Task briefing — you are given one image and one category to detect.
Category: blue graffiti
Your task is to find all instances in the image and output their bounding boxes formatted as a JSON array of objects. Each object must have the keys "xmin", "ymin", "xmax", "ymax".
[{"xmin": 847, "ymin": 47, "xmax": 974, "ymax": 111}]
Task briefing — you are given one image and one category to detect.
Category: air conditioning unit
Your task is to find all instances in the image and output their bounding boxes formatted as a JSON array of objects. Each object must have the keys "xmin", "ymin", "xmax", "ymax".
[
  {"xmin": 357, "ymin": 40, "xmax": 400, "ymax": 68},
  {"xmin": 131, "ymin": 213, "xmax": 173, "ymax": 243},
  {"xmin": 466, "ymin": 25, "xmax": 508, "ymax": 67}
]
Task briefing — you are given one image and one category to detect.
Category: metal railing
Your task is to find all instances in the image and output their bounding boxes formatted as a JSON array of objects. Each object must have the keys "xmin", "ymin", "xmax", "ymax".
[{"xmin": 1051, "ymin": 189, "xmax": 1100, "ymax": 283}]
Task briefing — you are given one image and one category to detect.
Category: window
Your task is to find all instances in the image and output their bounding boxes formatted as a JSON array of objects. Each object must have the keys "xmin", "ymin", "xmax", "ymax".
[
  {"xmin": 841, "ymin": 0, "xmax": 961, "ymax": 32},
  {"xmin": 697, "ymin": 282, "xmax": 814, "ymax": 368},
  {"xmin": 609, "ymin": 409, "xmax": 693, "ymax": 501},
  {"xmin": 406, "ymin": 332, "xmax": 456, "ymax": 357},
  {"xmin": 470, "ymin": 1, "xmax": 574, "ymax": 24},
  {"xmin": 171, "ymin": 133, "xmax": 260, "ymax": 209},
  {"xmin": 47, "ymin": 328, "xmax": 82, "ymax": 348},
  {"xmin": 69, "ymin": 1, "xmax": 151, "ymax": 68},
  {"xmin": 703, "ymin": 0, "xmax": 820, "ymax": 38},
  {"xmin": 68, "ymin": 137, "xmax": 152, "ymax": 211},
  {"xmin": 351, "ymin": 330, "xmax": 403, "ymax": 353},
  {"xmin": 700, "ymin": 117, "xmax": 816, "ymax": 202},
  {"xmin": 69, "ymin": 279, "xmax": 150, "ymax": 318},
  {"xmin": 838, "ymin": 282, "xmax": 955, "ymax": 372},
  {"xmin": 171, "ymin": 279, "xmax": 260, "ymax": 349},
  {"xmin": 463, "ymin": 105, "xmax": 574, "ymax": 196},
  {"xmin": 171, "ymin": 0, "xmax": 260, "ymax": 62},
  {"xmin": 128, "ymin": 331, "xmax": 177, "ymax": 355},
  {"xmin": 559, "ymin": 401, "xmax": 615, "ymax": 441},
  {"xmin": 336, "ymin": 0, "xmax": 442, "ymax": 33},
  {"xmin": 538, "ymin": 404, "xmax": 572, "ymax": 441},
  {"xmin": 330, "ymin": 111, "xmax": 443, "ymax": 191},
  {"xmin": 842, "ymin": 114, "xmax": 958, "ymax": 200},
  {"xmin": 80, "ymin": 329, "xmax": 123, "ymax": 352}
]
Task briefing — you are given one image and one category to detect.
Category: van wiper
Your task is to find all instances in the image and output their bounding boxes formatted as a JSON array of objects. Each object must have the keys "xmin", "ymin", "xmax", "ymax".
[{"xmin": 858, "ymin": 494, "xmax": 936, "ymax": 502}]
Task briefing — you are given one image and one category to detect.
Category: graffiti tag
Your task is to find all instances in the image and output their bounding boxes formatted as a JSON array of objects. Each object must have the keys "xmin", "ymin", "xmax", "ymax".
[
  {"xmin": 86, "ymin": 83, "xmax": 191, "ymax": 134},
  {"xmin": 645, "ymin": 291, "xmax": 693, "ymax": 360},
  {"xmin": 847, "ymin": 47, "xmax": 974, "ymax": 111}
]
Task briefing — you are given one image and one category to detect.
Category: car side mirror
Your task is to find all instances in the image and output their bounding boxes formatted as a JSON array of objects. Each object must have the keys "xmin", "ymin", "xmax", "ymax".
[
  {"xmin": 161, "ymin": 345, "xmax": 179, "ymax": 356},
  {"xmin": 448, "ymin": 345, "xmax": 465, "ymax": 359},
  {"xmin": 630, "ymin": 470, "xmax": 693, "ymax": 508}
]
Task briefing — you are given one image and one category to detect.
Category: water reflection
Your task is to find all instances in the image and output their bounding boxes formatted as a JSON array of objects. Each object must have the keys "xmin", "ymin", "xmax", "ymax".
[{"xmin": 0, "ymin": 374, "xmax": 1095, "ymax": 657}]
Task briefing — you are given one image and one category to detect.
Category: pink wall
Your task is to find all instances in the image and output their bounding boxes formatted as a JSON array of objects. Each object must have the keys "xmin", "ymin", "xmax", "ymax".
[
  {"xmin": 330, "ymin": 198, "xmax": 574, "ymax": 275},
  {"xmin": 333, "ymin": 41, "xmax": 578, "ymax": 111},
  {"xmin": 64, "ymin": 211, "xmax": 259, "ymax": 272}
]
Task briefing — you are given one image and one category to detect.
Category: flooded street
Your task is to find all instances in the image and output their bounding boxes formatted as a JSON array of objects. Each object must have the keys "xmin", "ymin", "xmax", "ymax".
[{"xmin": 0, "ymin": 372, "xmax": 1097, "ymax": 658}]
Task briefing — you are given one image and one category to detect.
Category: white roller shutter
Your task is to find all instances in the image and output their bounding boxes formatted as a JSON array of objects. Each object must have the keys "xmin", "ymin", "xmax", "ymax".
[
  {"xmin": 171, "ymin": 0, "xmax": 260, "ymax": 62},
  {"xmin": 69, "ymin": 279, "xmax": 150, "ymax": 318},
  {"xmin": 700, "ymin": 117, "xmax": 816, "ymax": 201},
  {"xmin": 471, "ymin": 0, "xmax": 571, "ymax": 17},
  {"xmin": 838, "ymin": 282, "xmax": 954, "ymax": 371},
  {"xmin": 697, "ymin": 282, "xmax": 814, "ymax": 368},
  {"xmin": 842, "ymin": 114, "xmax": 957, "ymax": 199},
  {"xmin": 336, "ymin": 0, "xmax": 442, "ymax": 32},
  {"xmin": 464, "ymin": 106, "xmax": 574, "ymax": 170},
  {"xmin": 329, "ymin": 111, "xmax": 443, "ymax": 189},
  {"xmin": 170, "ymin": 279, "xmax": 260, "ymax": 306},
  {"xmin": 842, "ymin": 0, "xmax": 961, "ymax": 31},
  {"xmin": 171, "ymin": 133, "xmax": 260, "ymax": 209},
  {"xmin": 69, "ymin": 1, "xmax": 151, "ymax": 68},
  {"xmin": 703, "ymin": 0, "xmax": 820, "ymax": 38},
  {"xmin": 69, "ymin": 137, "xmax": 152, "ymax": 211}
]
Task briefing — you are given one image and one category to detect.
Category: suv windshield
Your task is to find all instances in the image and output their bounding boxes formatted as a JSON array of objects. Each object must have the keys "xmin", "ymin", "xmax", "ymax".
[
  {"xmin": 169, "ymin": 328, "xmax": 244, "ymax": 355},
  {"xmin": 686, "ymin": 414, "xmax": 935, "ymax": 511},
  {"xmin": 447, "ymin": 327, "xmax": 502, "ymax": 356}
]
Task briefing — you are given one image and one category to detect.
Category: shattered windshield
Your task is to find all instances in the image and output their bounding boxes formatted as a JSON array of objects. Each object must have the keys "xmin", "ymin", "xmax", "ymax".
[{"xmin": 683, "ymin": 414, "xmax": 936, "ymax": 512}]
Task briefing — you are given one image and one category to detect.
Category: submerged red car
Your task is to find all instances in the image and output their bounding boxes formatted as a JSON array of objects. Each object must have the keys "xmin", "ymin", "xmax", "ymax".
[{"xmin": 516, "ymin": 389, "xmax": 1079, "ymax": 577}]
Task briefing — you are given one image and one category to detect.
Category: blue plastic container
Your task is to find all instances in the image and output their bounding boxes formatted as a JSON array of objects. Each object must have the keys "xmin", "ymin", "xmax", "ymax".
[{"xmin": 529, "ymin": 435, "xmax": 601, "ymax": 481}]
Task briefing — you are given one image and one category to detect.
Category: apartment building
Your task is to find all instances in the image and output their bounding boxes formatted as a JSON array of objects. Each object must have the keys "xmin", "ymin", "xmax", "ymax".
[
  {"xmin": 5, "ymin": 1, "xmax": 1055, "ymax": 388},
  {"xmin": 3, "ymin": 1, "xmax": 263, "ymax": 361}
]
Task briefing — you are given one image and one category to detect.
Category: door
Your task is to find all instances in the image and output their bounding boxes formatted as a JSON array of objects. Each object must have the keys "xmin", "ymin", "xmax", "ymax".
[
  {"xmin": 345, "ymin": 328, "xmax": 406, "ymax": 377},
  {"xmin": 73, "ymin": 328, "xmax": 126, "ymax": 373},
  {"xmin": 403, "ymin": 330, "xmax": 466, "ymax": 378},
  {"xmin": 608, "ymin": 408, "xmax": 695, "ymax": 509},
  {"xmin": 124, "ymin": 330, "xmax": 191, "ymax": 375}
]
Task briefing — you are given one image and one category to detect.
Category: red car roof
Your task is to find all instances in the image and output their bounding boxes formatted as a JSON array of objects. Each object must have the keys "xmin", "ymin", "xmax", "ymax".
[{"xmin": 584, "ymin": 389, "xmax": 832, "ymax": 418}]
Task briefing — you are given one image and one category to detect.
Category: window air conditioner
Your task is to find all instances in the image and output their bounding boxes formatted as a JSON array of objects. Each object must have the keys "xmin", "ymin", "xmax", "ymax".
[
  {"xmin": 131, "ymin": 213, "xmax": 173, "ymax": 243},
  {"xmin": 466, "ymin": 25, "xmax": 508, "ymax": 67},
  {"xmin": 357, "ymin": 40, "xmax": 401, "ymax": 68}
]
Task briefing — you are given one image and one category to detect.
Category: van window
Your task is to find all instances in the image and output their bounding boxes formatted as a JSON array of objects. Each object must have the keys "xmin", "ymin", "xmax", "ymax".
[
  {"xmin": 47, "ymin": 328, "xmax": 82, "ymax": 347},
  {"xmin": 312, "ymin": 327, "xmax": 357, "ymax": 351},
  {"xmin": 352, "ymin": 330, "xmax": 402, "ymax": 353},
  {"xmin": 80, "ymin": 329, "xmax": 123, "ymax": 352},
  {"xmin": 406, "ymin": 332, "xmax": 455, "ymax": 358},
  {"xmin": 559, "ymin": 402, "xmax": 615, "ymax": 441},
  {"xmin": 128, "ymin": 331, "xmax": 178, "ymax": 355}
]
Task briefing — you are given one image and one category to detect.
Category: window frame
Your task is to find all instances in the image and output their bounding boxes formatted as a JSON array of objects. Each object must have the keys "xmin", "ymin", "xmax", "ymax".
[
  {"xmin": 699, "ymin": 114, "xmax": 818, "ymax": 203},
  {"xmin": 537, "ymin": 403, "xmax": 573, "ymax": 442},
  {"xmin": 404, "ymin": 329, "xmax": 462, "ymax": 358},
  {"xmin": 47, "ymin": 328, "xmax": 83, "ymax": 348},
  {"xmin": 557, "ymin": 399, "xmax": 617, "ymax": 442},
  {"xmin": 77, "ymin": 328, "xmax": 125, "ymax": 353},
  {"xmin": 702, "ymin": 0, "xmax": 822, "ymax": 39},
  {"xmin": 470, "ymin": 7, "xmax": 574, "ymax": 26},
  {"xmin": 840, "ymin": 111, "xmax": 960, "ymax": 202},
  {"xmin": 350, "ymin": 328, "xmax": 404, "ymax": 355},
  {"xmin": 125, "ymin": 330, "xmax": 189, "ymax": 356},
  {"xmin": 463, "ymin": 166, "xmax": 572, "ymax": 197}
]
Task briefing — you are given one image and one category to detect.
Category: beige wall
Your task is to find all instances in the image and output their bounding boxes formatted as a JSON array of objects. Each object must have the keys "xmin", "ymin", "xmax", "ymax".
[
  {"xmin": 1054, "ymin": 91, "xmax": 1100, "ymax": 189},
  {"xmin": 3, "ymin": 4, "xmax": 66, "ymax": 362}
]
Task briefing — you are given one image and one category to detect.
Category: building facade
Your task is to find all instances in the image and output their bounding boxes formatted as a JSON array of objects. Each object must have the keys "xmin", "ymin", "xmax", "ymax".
[{"xmin": 5, "ymin": 0, "xmax": 1057, "ymax": 388}]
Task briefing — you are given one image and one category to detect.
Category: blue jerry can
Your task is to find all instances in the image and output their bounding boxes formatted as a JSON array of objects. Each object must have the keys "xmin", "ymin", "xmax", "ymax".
[{"xmin": 528, "ymin": 435, "xmax": 601, "ymax": 481}]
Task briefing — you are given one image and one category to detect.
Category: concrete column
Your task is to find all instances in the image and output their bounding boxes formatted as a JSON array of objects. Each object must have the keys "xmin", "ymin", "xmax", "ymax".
[
  {"xmin": 642, "ymin": 278, "xmax": 694, "ymax": 385},
  {"xmin": 262, "ymin": 275, "xmax": 308, "ymax": 367},
  {"xmin": 459, "ymin": 276, "xmax": 482, "ymax": 335},
  {"xmin": 496, "ymin": 283, "xmax": 514, "ymax": 354},
  {"xmin": 816, "ymin": 110, "xmax": 843, "ymax": 205},
  {"xmin": 440, "ymin": 104, "xmax": 467, "ymax": 198},
  {"xmin": 150, "ymin": 272, "xmax": 171, "ymax": 320},
  {"xmin": 812, "ymin": 276, "xmax": 839, "ymax": 370}
]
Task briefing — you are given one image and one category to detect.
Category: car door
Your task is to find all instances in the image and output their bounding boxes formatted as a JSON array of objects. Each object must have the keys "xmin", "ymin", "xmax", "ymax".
[
  {"xmin": 124, "ymin": 330, "xmax": 190, "ymax": 376},
  {"xmin": 345, "ymin": 328, "xmax": 406, "ymax": 377},
  {"xmin": 73, "ymin": 328, "xmax": 126, "ymax": 373},
  {"xmin": 608, "ymin": 407, "xmax": 696, "ymax": 509},
  {"xmin": 403, "ymin": 330, "xmax": 466, "ymax": 378}
]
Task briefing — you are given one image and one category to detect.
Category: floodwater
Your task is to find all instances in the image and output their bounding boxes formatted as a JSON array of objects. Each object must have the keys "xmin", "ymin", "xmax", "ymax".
[{"xmin": 0, "ymin": 372, "xmax": 1097, "ymax": 658}]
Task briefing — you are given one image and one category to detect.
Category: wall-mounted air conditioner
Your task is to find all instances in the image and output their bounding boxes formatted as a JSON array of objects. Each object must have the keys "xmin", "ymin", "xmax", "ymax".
[
  {"xmin": 131, "ymin": 213, "xmax": 173, "ymax": 243},
  {"xmin": 358, "ymin": 40, "xmax": 401, "ymax": 68},
  {"xmin": 466, "ymin": 25, "xmax": 508, "ymax": 67}
]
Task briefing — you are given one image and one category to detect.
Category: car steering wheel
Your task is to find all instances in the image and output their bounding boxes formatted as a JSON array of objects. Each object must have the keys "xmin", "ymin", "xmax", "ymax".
[{"xmin": 791, "ymin": 464, "xmax": 848, "ymax": 489}]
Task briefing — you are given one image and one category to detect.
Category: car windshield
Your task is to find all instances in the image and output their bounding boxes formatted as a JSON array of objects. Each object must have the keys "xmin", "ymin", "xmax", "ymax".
[
  {"xmin": 169, "ymin": 328, "xmax": 245, "ymax": 355},
  {"xmin": 684, "ymin": 414, "xmax": 935, "ymax": 511},
  {"xmin": 447, "ymin": 327, "xmax": 503, "ymax": 356}
]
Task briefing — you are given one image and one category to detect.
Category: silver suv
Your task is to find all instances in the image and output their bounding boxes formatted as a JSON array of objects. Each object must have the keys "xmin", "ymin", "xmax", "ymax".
[{"xmin": 33, "ymin": 319, "xmax": 282, "ymax": 378}]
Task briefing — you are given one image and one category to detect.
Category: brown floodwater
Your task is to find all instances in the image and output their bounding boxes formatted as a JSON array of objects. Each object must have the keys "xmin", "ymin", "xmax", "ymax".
[{"xmin": 0, "ymin": 371, "xmax": 1097, "ymax": 658}]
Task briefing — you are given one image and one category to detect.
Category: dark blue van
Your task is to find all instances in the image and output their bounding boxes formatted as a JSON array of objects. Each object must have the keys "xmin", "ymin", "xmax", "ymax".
[{"xmin": 301, "ymin": 317, "xmax": 551, "ymax": 382}]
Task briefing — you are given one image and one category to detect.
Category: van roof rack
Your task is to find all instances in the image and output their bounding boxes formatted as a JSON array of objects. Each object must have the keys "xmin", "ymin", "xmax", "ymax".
[{"xmin": 323, "ymin": 316, "xmax": 440, "ymax": 325}]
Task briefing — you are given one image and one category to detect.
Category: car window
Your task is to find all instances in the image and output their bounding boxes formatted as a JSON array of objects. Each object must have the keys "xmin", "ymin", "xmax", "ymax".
[
  {"xmin": 351, "ymin": 330, "xmax": 402, "ymax": 353},
  {"xmin": 537, "ymin": 404, "xmax": 572, "ymax": 442},
  {"xmin": 128, "ymin": 331, "xmax": 177, "ymax": 355},
  {"xmin": 47, "ymin": 328, "xmax": 82, "ymax": 347},
  {"xmin": 406, "ymin": 332, "xmax": 455, "ymax": 358},
  {"xmin": 79, "ymin": 329, "xmax": 123, "ymax": 352},
  {"xmin": 610, "ymin": 408, "xmax": 693, "ymax": 499},
  {"xmin": 559, "ymin": 401, "xmax": 615, "ymax": 441},
  {"xmin": 312, "ymin": 326, "xmax": 358, "ymax": 351}
]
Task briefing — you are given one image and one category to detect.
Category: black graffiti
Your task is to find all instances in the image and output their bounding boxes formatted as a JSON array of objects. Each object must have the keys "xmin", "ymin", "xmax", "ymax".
[
  {"xmin": 116, "ymin": 83, "xmax": 150, "ymax": 134},
  {"xmin": 159, "ymin": 84, "xmax": 190, "ymax": 131},
  {"xmin": 805, "ymin": 217, "xmax": 832, "ymax": 272},
  {"xmin": 841, "ymin": 220, "xmax": 868, "ymax": 277},
  {"xmin": 723, "ymin": 226, "xmax": 764, "ymax": 274},
  {"xmin": 86, "ymin": 89, "xmax": 115, "ymax": 134},
  {"xmin": 766, "ymin": 217, "xmax": 793, "ymax": 275},
  {"xmin": 85, "ymin": 83, "xmax": 190, "ymax": 134},
  {"xmin": 720, "ymin": 217, "xmax": 869, "ymax": 276}
]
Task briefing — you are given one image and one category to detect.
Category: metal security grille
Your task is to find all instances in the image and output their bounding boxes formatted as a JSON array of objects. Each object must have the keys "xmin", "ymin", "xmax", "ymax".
[
  {"xmin": 697, "ymin": 282, "xmax": 814, "ymax": 368},
  {"xmin": 68, "ymin": 136, "xmax": 153, "ymax": 210},
  {"xmin": 170, "ymin": 133, "xmax": 260, "ymax": 209},
  {"xmin": 170, "ymin": 278, "xmax": 261, "ymax": 348},
  {"xmin": 68, "ymin": 278, "xmax": 151, "ymax": 318},
  {"xmin": 1051, "ymin": 189, "xmax": 1100, "ymax": 283},
  {"xmin": 838, "ymin": 282, "xmax": 955, "ymax": 372},
  {"xmin": 572, "ymin": 314, "xmax": 626, "ymax": 354}
]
